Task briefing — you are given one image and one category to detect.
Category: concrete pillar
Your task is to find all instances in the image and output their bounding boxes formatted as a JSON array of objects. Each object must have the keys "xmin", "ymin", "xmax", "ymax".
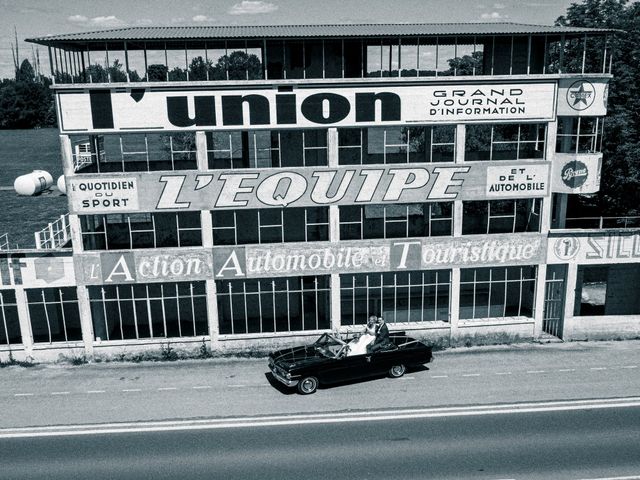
[
  {"xmin": 201, "ymin": 210, "xmax": 213, "ymax": 248},
  {"xmin": 330, "ymin": 274, "xmax": 341, "ymax": 331},
  {"xmin": 449, "ymin": 268, "xmax": 460, "ymax": 346},
  {"xmin": 195, "ymin": 131, "xmax": 208, "ymax": 171},
  {"xmin": 13, "ymin": 287, "xmax": 34, "ymax": 359},
  {"xmin": 205, "ymin": 279, "xmax": 220, "ymax": 348},
  {"xmin": 76, "ymin": 285, "xmax": 94, "ymax": 357},
  {"xmin": 327, "ymin": 128, "xmax": 340, "ymax": 332},
  {"xmin": 533, "ymin": 263, "xmax": 548, "ymax": 338},
  {"xmin": 327, "ymin": 128, "xmax": 338, "ymax": 167},
  {"xmin": 67, "ymin": 214, "xmax": 84, "ymax": 254},
  {"xmin": 453, "ymin": 124, "xmax": 466, "ymax": 237},
  {"xmin": 562, "ymin": 262, "xmax": 578, "ymax": 340},
  {"xmin": 59, "ymin": 135, "xmax": 75, "ymax": 177}
]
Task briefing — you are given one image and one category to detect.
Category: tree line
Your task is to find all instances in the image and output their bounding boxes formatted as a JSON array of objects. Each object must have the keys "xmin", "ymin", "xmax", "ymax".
[{"xmin": 0, "ymin": 59, "xmax": 56, "ymax": 129}]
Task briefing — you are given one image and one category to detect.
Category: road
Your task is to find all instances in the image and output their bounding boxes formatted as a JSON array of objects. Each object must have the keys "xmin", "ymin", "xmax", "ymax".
[
  {"xmin": 1, "ymin": 404, "xmax": 640, "ymax": 480},
  {"xmin": 1, "ymin": 341, "xmax": 639, "ymax": 428},
  {"xmin": 1, "ymin": 340, "xmax": 639, "ymax": 479}
]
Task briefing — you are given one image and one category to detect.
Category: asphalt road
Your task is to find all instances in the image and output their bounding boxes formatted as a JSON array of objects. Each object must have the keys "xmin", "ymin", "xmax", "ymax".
[
  {"xmin": 1, "ymin": 340, "xmax": 639, "ymax": 429},
  {"xmin": 2, "ymin": 405, "xmax": 640, "ymax": 480}
]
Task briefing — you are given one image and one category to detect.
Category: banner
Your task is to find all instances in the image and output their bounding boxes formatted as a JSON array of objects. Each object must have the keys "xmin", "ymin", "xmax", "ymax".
[
  {"xmin": 75, "ymin": 235, "xmax": 545, "ymax": 285},
  {"xmin": 0, "ymin": 254, "xmax": 76, "ymax": 288},
  {"xmin": 548, "ymin": 230, "xmax": 640, "ymax": 265},
  {"xmin": 68, "ymin": 162, "xmax": 550, "ymax": 214},
  {"xmin": 57, "ymin": 82, "xmax": 557, "ymax": 133}
]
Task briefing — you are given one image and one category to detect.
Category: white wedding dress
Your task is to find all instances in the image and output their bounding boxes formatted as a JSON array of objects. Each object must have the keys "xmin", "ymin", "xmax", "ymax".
[{"xmin": 347, "ymin": 327, "xmax": 376, "ymax": 356}]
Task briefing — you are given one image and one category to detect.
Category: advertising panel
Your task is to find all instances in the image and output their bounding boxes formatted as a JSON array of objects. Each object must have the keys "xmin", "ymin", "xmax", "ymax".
[
  {"xmin": 551, "ymin": 153, "xmax": 602, "ymax": 194},
  {"xmin": 548, "ymin": 230, "xmax": 640, "ymax": 265},
  {"xmin": 57, "ymin": 83, "xmax": 557, "ymax": 133},
  {"xmin": 0, "ymin": 254, "xmax": 76, "ymax": 288},
  {"xmin": 556, "ymin": 78, "xmax": 609, "ymax": 117},
  {"xmin": 76, "ymin": 235, "xmax": 546, "ymax": 285},
  {"xmin": 68, "ymin": 162, "xmax": 550, "ymax": 214},
  {"xmin": 76, "ymin": 248, "xmax": 214, "ymax": 285}
]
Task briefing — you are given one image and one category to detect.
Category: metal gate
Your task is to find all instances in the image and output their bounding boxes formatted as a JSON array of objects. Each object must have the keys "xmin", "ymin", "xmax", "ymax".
[{"xmin": 543, "ymin": 265, "xmax": 567, "ymax": 338}]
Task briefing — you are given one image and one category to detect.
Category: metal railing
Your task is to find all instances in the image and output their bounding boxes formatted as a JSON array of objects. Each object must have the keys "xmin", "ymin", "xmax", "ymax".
[
  {"xmin": 561, "ymin": 216, "xmax": 640, "ymax": 230},
  {"xmin": 34, "ymin": 214, "xmax": 71, "ymax": 249},
  {"xmin": 0, "ymin": 233, "xmax": 9, "ymax": 250}
]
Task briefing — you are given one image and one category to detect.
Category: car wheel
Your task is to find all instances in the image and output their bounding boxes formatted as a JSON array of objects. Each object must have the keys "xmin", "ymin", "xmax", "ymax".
[
  {"xmin": 389, "ymin": 364, "xmax": 406, "ymax": 378},
  {"xmin": 297, "ymin": 376, "xmax": 319, "ymax": 395}
]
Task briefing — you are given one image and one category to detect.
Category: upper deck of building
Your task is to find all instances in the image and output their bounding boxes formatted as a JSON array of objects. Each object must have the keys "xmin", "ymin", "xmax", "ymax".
[{"xmin": 26, "ymin": 22, "xmax": 617, "ymax": 85}]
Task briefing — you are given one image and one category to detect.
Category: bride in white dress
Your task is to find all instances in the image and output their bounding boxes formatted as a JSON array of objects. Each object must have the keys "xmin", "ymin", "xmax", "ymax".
[{"xmin": 347, "ymin": 316, "xmax": 378, "ymax": 356}]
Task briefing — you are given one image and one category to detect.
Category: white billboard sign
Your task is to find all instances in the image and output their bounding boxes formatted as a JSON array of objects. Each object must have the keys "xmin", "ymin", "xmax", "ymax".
[{"xmin": 57, "ymin": 83, "xmax": 557, "ymax": 133}]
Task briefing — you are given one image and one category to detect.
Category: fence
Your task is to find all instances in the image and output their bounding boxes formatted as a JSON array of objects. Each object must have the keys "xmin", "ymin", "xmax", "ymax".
[{"xmin": 35, "ymin": 214, "xmax": 71, "ymax": 249}]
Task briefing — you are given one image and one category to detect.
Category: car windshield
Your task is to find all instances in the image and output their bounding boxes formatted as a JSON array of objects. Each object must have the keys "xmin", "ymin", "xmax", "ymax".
[{"xmin": 313, "ymin": 333, "xmax": 346, "ymax": 359}]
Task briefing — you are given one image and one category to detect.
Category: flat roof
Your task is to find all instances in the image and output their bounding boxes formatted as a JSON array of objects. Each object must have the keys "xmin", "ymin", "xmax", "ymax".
[{"xmin": 26, "ymin": 22, "xmax": 615, "ymax": 47}]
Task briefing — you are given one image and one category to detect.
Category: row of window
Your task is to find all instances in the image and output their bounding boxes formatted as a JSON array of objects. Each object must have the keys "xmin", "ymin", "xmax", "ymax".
[
  {"xmin": 79, "ymin": 199, "xmax": 541, "ymax": 250},
  {"xmin": 51, "ymin": 33, "xmax": 612, "ymax": 85},
  {"xmin": 0, "ymin": 268, "xmax": 538, "ymax": 345},
  {"xmin": 71, "ymin": 119, "xmax": 603, "ymax": 173}
]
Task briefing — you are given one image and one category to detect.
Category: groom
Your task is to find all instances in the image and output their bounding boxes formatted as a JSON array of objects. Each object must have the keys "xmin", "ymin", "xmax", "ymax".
[{"xmin": 367, "ymin": 317, "xmax": 390, "ymax": 353}]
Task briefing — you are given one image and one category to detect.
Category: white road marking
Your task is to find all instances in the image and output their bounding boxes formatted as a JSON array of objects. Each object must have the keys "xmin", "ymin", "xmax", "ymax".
[
  {"xmin": 14, "ymin": 393, "xmax": 34, "ymax": 397},
  {"xmin": 2, "ymin": 397, "xmax": 640, "ymax": 439},
  {"xmin": 228, "ymin": 385, "xmax": 247, "ymax": 388},
  {"xmin": 122, "ymin": 389, "xmax": 142, "ymax": 392},
  {"xmin": 590, "ymin": 367, "xmax": 607, "ymax": 371},
  {"xmin": 51, "ymin": 392, "xmax": 70, "ymax": 395},
  {"xmin": 192, "ymin": 386, "xmax": 212, "ymax": 389},
  {"xmin": 526, "ymin": 370, "xmax": 546, "ymax": 374},
  {"xmin": 157, "ymin": 387, "xmax": 177, "ymax": 391},
  {"xmin": 621, "ymin": 365, "xmax": 638, "ymax": 369},
  {"xmin": 558, "ymin": 368, "xmax": 576, "ymax": 372},
  {"xmin": 431, "ymin": 375, "xmax": 448, "ymax": 378},
  {"xmin": 578, "ymin": 476, "xmax": 640, "ymax": 480},
  {"xmin": 86, "ymin": 390, "xmax": 105, "ymax": 394},
  {"xmin": 462, "ymin": 374, "xmax": 481, "ymax": 377},
  {"xmin": 495, "ymin": 372, "xmax": 512, "ymax": 375}
]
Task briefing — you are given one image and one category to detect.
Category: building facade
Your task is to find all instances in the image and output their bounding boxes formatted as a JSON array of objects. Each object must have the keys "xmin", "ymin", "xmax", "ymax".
[{"xmin": 1, "ymin": 23, "xmax": 638, "ymax": 362}]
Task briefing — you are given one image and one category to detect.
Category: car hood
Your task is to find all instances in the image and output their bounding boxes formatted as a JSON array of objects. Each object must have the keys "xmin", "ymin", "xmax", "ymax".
[{"xmin": 269, "ymin": 345, "xmax": 326, "ymax": 370}]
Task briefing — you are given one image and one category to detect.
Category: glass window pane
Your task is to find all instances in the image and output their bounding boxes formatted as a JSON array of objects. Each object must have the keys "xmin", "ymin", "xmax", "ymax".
[{"xmin": 418, "ymin": 38, "xmax": 437, "ymax": 76}]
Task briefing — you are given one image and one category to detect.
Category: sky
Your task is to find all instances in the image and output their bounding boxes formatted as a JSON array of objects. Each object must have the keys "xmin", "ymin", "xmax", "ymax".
[{"xmin": 0, "ymin": 0, "xmax": 583, "ymax": 79}]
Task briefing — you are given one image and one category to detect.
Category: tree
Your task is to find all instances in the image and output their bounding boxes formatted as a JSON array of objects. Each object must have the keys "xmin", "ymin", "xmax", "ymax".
[{"xmin": 556, "ymin": 0, "xmax": 640, "ymax": 217}]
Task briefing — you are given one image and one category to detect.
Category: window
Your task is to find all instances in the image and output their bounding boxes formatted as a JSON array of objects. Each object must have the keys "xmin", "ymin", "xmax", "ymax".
[
  {"xmin": 340, "ymin": 203, "xmax": 452, "ymax": 240},
  {"xmin": 89, "ymin": 282, "xmax": 208, "ymax": 341},
  {"xmin": 212, "ymin": 207, "xmax": 329, "ymax": 246},
  {"xmin": 72, "ymin": 133, "xmax": 197, "ymax": 173},
  {"xmin": 556, "ymin": 117, "xmax": 604, "ymax": 154},
  {"xmin": 26, "ymin": 288, "xmax": 82, "ymax": 344},
  {"xmin": 338, "ymin": 126, "xmax": 456, "ymax": 165},
  {"xmin": 217, "ymin": 276, "xmax": 330, "ymax": 334},
  {"xmin": 340, "ymin": 270, "xmax": 451, "ymax": 325},
  {"xmin": 462, "ymin": 199, "xmax": 542, "ymax": 235},
  {"xmin": 0, "ymin": 290, "xmax": 21, "ymax": 346},
  {"xmin": 207, "ymin": 129, "xmax": 328, "ymax": 169},
  {"xmin": 575, "ymin": 265, "xmax": 640, "ymax": 316},
  {"xmin": 465, "ymin": 123, "xmax": 547, "ymax": 161},
  {"xmin": 460, "ymin": 266, "xmax": 537, "ymax": 320},
  {"xmin": 81, "ymin": 212, "xmax": 202, "ymax": 250}
]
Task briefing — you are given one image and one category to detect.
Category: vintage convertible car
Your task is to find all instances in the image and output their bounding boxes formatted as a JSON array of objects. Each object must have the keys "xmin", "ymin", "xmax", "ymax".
[{"xmin": 268, "ymin": 332, "xmax": 433, "ymax": 394}]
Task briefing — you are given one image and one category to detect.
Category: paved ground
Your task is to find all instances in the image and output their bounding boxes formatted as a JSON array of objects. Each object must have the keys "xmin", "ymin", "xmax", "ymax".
[{"xmin": 1, "ymin": 340, "xmax": 639, "ymax": 429}]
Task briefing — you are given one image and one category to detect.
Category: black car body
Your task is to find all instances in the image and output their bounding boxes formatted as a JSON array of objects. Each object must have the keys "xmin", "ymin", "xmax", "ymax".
[{"xmin": 268, "ymin": 332, "xmax": 433, "ymax": 394}]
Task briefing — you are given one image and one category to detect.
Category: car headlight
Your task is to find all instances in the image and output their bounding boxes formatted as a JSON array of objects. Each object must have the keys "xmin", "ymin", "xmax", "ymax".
[{"xmin": 286, "ymin": 372, "xmax": 292, "ymax": 379}]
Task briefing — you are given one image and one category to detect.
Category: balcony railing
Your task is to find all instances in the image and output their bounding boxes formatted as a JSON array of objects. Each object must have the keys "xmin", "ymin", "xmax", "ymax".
[
  {"xmin": 0, "ymin": 233, "xmax": 9, "ymax": 250},
  {"xmin": 561, "ymin": 216, "xmax": 640, "ymax": 230},
  {"xmin": 34, "ymin": 214, "xmax": 71, "ymax": 250}
]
